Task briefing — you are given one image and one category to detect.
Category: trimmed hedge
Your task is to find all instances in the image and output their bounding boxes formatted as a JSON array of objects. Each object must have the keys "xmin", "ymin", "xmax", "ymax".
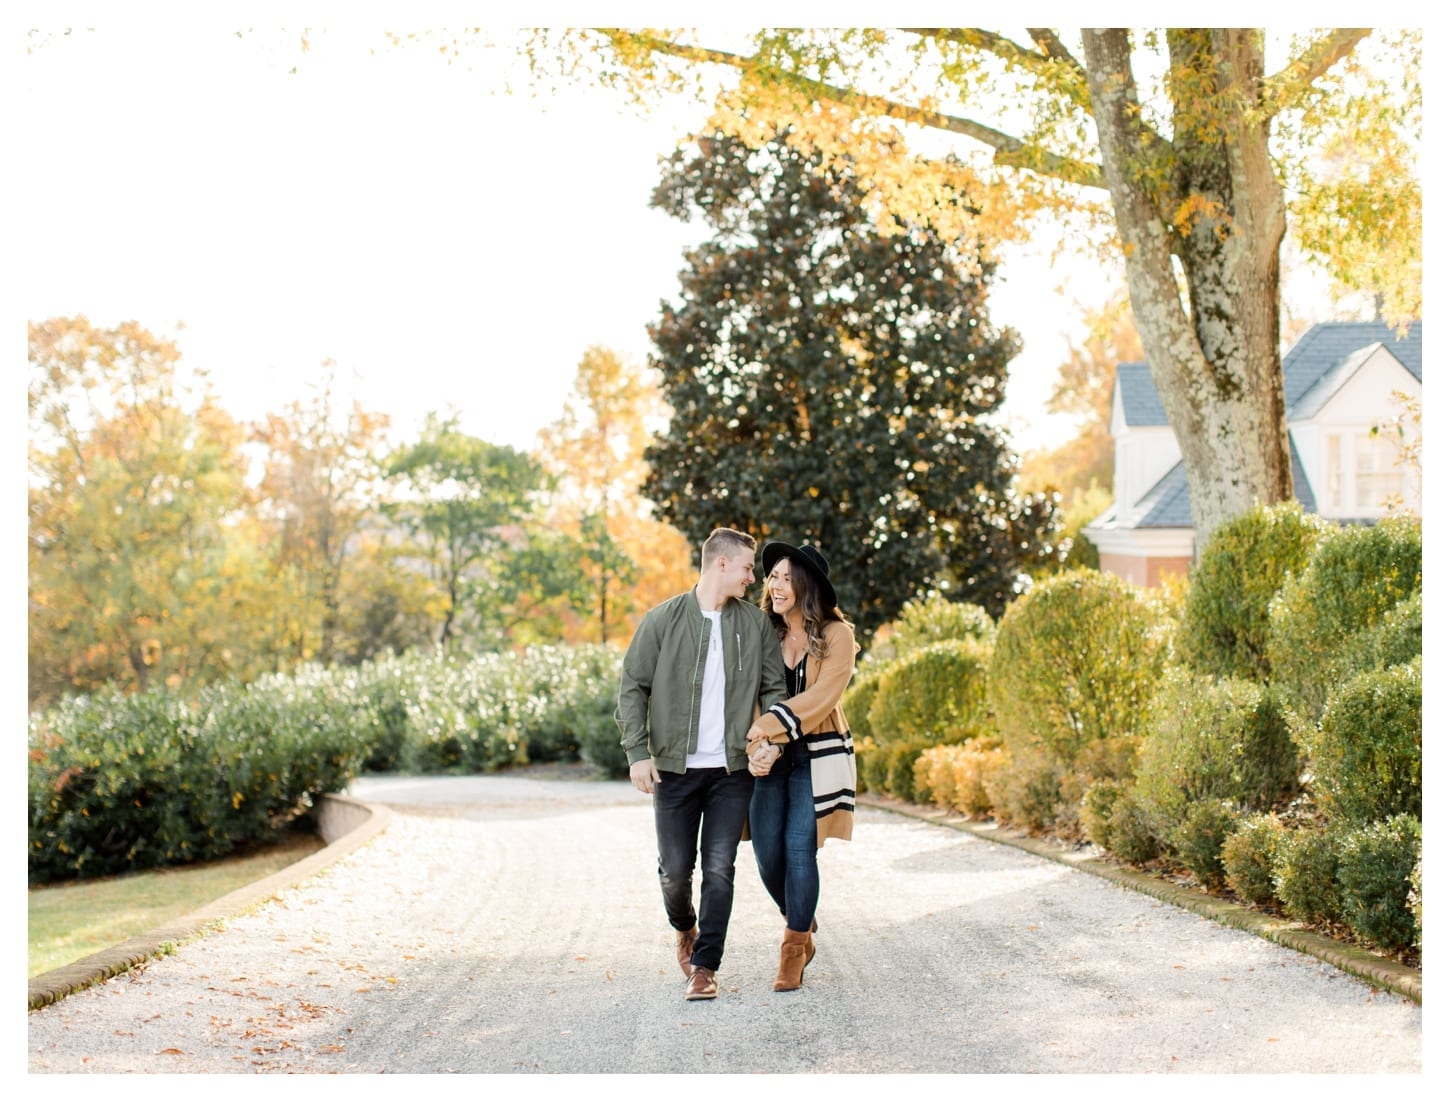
[
  {"xmin": 868, "ymin": 639, "xmax": 993, "ymax": 746},
  {"xmin": 915, "ymin": 741, "xmax": 1008, "ymax": 818},
  {"xmin": 28, "ymin": 671, "xmax": 365, "ymax": 882},
  {"xmin": 1337, "ymin": 814, "xmax": 1421, "ymax": 953},
  {"xmin": 873, "ymin": 592, "xmax": 995, "ymax": 661},
  {"xmin": 1169, "ymin": 799, "xmax": 1238, "ymax": 891},
  {"xmin": 1272, "ymin": 826, "xmax": 1342, "ymax": 925},
  {"xmin": 986, "ymin": 569, "xmax": 1169, "ymax": 836},
  {"xmin": 841, "ymin": 665, "xmax": 886, "ymax": 745},
  {"xmin": 1178, "ymin": 502, "xmax": 1327, "ymax": 682},
  {"xmin": 856, "ymin": 735, "xmax": 936, "ymax": 803},
  {"xmin": 1133, "ymin": 669, "xmax": 1299, "ymax": 843},
  {"xmin": 1268, "ymin": 517, "xmax": 1421, "ymax": 722},
  {"xmin": 989, "ymin": 569, "xmax": 1169, "ymax": 767},
  {"xmin": 1222, "ymin": 813, "xmax": 1286, "ymax": 906},
  {"xmin": 28, "ymin": 643, "xmax": 623, "ymax": 882},
  {"xmin": 1294, "ymin": 659, "xmax": 1421, "ymax": 827}
]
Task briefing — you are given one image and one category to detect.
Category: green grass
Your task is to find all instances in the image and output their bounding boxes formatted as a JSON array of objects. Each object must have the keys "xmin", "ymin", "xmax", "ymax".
[{"xmin": 28, "ymin": 829, "xmax": 325, "ymax": 978}]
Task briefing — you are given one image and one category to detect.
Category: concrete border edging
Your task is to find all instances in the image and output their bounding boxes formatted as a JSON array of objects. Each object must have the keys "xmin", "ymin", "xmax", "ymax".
[
  {"xmin": 28, "ymin": 793, "xmax": 394, "ymax": 1012},
  {"xmin": 858, "ymin": 793, "xmax": 1421, "ymax": 1005}
]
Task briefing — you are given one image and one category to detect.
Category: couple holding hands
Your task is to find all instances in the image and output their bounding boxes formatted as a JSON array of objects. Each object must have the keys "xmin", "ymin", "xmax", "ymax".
[{"xmin": 616, "ymin": 528, "xmax": 857, "ymax": 1000}]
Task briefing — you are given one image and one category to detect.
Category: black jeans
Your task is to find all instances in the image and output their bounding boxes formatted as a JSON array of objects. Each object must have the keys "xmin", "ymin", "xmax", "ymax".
[{"xmin": 653, "ymin": 766, "xmax": 754, "ymax": 972}]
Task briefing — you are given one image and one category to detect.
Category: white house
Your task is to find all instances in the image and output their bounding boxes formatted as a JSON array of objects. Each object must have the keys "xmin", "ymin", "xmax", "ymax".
[{"xmin": 1084, "ymin": 321, "xmax": 1422, "ymax": 587}]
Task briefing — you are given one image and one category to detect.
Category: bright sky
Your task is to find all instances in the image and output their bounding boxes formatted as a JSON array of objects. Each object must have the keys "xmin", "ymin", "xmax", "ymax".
[{"xmin": 16, "ymin": 18, "xmax": 1093, "ymax": 460}]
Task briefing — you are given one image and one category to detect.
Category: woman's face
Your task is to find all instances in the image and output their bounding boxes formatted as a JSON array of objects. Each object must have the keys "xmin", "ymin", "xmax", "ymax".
[{"xmin": 767, "ymin": 561, "xmax": 798, "ymax": 618}]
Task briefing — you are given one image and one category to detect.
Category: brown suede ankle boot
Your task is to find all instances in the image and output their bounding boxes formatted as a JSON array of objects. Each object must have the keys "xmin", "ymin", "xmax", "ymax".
[{"xmin": 773, "ymin": 927, "xmax": 813, "ymax": 991}]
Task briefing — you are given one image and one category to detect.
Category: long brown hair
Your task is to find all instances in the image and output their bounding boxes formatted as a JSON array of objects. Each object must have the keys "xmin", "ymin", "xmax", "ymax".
[{"xmin": 759, "ymin": 556, "xmax": 851, "ymax": 659}]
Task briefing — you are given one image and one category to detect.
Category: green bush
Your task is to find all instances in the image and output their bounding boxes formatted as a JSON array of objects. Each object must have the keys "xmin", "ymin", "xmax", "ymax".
[
  {"xmin": 1336, "ymin": 814, "xmax": 1421, "ymax": 953},
  {"xmin": 871, "ymin": 592, "xmax": 995, "ymax": 663},
  {"xmin": 1133, "ymin": 669, "xmax": 1298, "ymax": 844},
  {"xmin": 855, "ymin": 737, "xmax": 885, "ymax": 794},
  {"xmin": 27, "ymin": 642, "xmax": 625, "ymax": 881},
  {"xmin": 987, "ymin": 570, "xmax": 1169, "ymax": 835},
  {"xmin": 1107, "ymin": 790, "xmax": 1163, "ymax": 865},
  {"xmin": 857, "ymin": 736, "xmax": 935, "ymax": 802},
  {"xmin": 883, "ymin": 737, "xmax": 937, "ymax": 803},
  {"xmin": 842, "ymin": 666, "xmax": 886, "ymax": 745},
  {"xmin": 868, "ymin": 639, "xmax": 992, "ymax": 746},
  {"xmin": 1222, "ymin": 813, "xmax": 1286, "ymax": 906},
  {"xmin": 1080, "ymin": 778, "xmax": 1127, "ymax": 852},
  {"xmin": 1294, "ymin": 659, "xmax": 1421, "ymax": 827},
  {"xmin": 1079, "ymin": 775, "xmax": 1167, "ymax": 863},
  {"xmin": 1178, "ymin": 502, "xmax": 1327, "ymax": 682},
  {"xmin": 983, "ymin": 747, "xmax": 1063, "ymax": 834},
  {"xmin": 1268, "ymin": 517, "xmax": 1421, "ymax": 721},
  {"xmin": 1272, "ymin": 826, "xmax": 1342, "ymax": 925},
  {"xmin": 1169, "ymin": 799, "xmax": 1238, "ymax": 891},
  {"xmin": 28, "ymin": 672, "xmax": 366, "ymax": 883},
  {"xmin": 988, "ymin": 569, "xmax": 1169, "ymax": 767},
  {"xmin": 1356, "ymin": 589, "xmax": 1422, "ymax": 673}
]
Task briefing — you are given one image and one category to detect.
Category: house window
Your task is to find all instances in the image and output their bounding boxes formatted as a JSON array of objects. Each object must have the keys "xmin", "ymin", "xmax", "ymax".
[
  {"xmin": 1326, "ymin": 431, "xmax": 1405, "ymax": 514},
  {"xmin": 1356, "ymin": 432, "xmax": 1403, "ymax": 510}
]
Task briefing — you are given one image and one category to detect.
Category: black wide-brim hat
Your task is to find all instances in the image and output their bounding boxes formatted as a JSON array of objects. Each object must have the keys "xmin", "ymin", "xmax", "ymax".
[{"xmin": 761, "ymin": 541, "xmax": 837, "ymax": 611}]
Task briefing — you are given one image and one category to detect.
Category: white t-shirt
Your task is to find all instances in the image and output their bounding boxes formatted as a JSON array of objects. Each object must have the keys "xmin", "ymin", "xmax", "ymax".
[{"xmin": 686, "ymin": 610, "xmax": 727, "ymax": 769}]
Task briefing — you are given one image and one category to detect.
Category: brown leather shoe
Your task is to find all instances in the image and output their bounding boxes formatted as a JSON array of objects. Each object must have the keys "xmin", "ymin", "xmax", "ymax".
[
  {"xmin": 675, "ymin": 927, "xmax": 698, "ymax": 978},
  {"xmin": 684, "ymin": 967, "xmax": 718, "ymax": 1001},
  {"xmin": 773, "ymin": 928, "xmax": 813, "ymax": 992}
]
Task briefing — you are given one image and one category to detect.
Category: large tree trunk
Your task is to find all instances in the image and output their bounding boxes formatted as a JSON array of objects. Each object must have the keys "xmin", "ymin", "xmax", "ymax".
[{"xmin": 1081, "ymin": 29, "xmax": 1293, "ymax": 551}]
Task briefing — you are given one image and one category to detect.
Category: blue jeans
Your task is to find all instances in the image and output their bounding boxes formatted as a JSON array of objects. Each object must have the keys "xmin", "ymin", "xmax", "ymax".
[
  {"xmin": 749, "ymin": 740, "xmax": 819, "ymax": 933},
  {"xmin": 653, "ymin": 767, "xmax": 754, "ymax": 972}
]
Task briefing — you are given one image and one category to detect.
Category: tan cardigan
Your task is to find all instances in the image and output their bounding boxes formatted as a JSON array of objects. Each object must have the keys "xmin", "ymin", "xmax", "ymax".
[{"xmin": 747, "ymin": 619, "xmax": 858, "ymax": 846}]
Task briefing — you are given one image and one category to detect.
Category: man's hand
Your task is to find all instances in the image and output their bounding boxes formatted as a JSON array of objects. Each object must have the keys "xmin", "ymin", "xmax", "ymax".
[
  {"xmin": 630, "ymin": 757, "xmax": 661, "ymax": 794},
  {"xmin": 748, "ymin": 742, "xmax": 780, "ymax": 777}
]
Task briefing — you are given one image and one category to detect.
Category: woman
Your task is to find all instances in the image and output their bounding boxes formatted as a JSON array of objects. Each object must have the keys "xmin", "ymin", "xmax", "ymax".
[{"xmin": 745, "ymin": 541, "xmax": 857, "ymax": 992}]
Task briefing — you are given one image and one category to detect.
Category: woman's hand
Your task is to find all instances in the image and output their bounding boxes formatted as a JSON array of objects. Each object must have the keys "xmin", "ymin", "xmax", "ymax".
[{"xmin": 748, "ymin": 741, "xmax": 781, "ymax": 777}]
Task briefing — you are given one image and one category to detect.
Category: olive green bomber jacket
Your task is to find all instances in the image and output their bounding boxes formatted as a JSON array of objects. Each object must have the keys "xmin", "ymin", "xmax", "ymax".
[{"xmin": 616, "ymin": 589, "xmax": 787, "ymax": 774}]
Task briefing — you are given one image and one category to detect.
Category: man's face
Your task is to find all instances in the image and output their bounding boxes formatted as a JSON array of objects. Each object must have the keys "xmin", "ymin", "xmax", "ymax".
[{"xmin": 723, "ymin": 550, "xmax": 757, "ymax": 600}]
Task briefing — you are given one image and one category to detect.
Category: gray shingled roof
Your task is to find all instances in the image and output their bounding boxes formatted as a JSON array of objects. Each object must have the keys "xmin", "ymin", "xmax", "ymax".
[
  {"xmin": 1282, "ymin": 321, "xmax": 1421, "ymax": 411},
  {"xmin": 1115, "ymin": 362, "xmax": 1163, "ymax": 426},
  {"xmin": 1129, "ymin": 439, "xmax": 1318, "ymax": 528},
  {"xmin": 1115, "ymin": 320, "xmax": 1422, "ymax": 428}
]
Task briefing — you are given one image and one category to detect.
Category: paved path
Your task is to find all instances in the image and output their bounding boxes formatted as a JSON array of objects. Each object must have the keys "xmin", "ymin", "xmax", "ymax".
[{"xmin": 28, "ymin": 773, "xmax": 1422, "ymax": 1074}]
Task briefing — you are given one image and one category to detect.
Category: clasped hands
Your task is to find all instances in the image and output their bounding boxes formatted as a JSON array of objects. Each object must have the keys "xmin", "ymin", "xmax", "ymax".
[{"xmin": 747, "ymin": 724, "xmax": 783, "ymax": 777}]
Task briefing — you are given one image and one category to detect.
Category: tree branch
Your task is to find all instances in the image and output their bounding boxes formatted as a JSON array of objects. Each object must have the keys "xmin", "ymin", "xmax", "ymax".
[
  {"xmin": 620, "ymin": 31, "xmax": 1105, "ymax": 188},
  {"xmin": 1262, "ymin": 28, "xmax": 1370, "ymax": 111},
  {"xmin": 1026, "ymin": 28, "xmax": 1080, "ymax": 65}
]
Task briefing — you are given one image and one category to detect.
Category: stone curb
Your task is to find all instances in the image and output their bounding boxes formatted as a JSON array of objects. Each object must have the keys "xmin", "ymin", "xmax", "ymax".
[
  {"xmin": 27, "ymin": 793, "xmax": 394, "ymax": 1012},
  {"xmin": 857, "ymin": 793, "xmax": 1422, "ymax": 1005}
]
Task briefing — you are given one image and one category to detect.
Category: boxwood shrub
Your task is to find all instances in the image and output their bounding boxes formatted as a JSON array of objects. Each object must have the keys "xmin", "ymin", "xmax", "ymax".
[
  {"xmin": 1272, "ymin": 826, "xmax": 1342, "ymax": 925},
  {"xmin": 1178, "ymin": 502, "xmax": 1327, "ymax": 682},
  {"xmin": 1222, "ymin": 813, "xmax": 1286, "ymax": 906},
  {"xmin": 1169, "ymin": 799, "xmax": 1239, "ymax": 891},
  {"xmin": 841, "ymin": 665, "xmax": 887, "ymax": 745},
  {"xmin": 987, "ymin": 569, "xmax": 1169, "ymax": 835},
  {"xmin": 1133, "ymin": 668, "xmax": 1299, "ymax": 845},
  {"xmin": 1294, "ymin": 659, "xmax": 1421, "ymax": 827},
  {"xmin": 915, "ymin": 741, "xmax": 1007, "ymax": 818},
  {"xmin": 1336, "ymin": 814, "xmax": 1421, "ymax": 954},
  {"xmin": 989, "ymin": 569, "xmax": 1169, "ymax": 767},
  {"xmin": 1268, "ymin": 517, "xmax": 1421, "ymax": 722},
  {"xmin": 871, "ymin": 592, "xmax": 995, "ymax": 663},
  {"xmin": 868, "ymin": 639, "xmax": 993, "ymax": 746}
]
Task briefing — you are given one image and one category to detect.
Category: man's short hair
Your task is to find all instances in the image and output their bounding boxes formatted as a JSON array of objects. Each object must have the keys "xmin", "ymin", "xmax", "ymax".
[{"xmin": 701, "ymin": 527, "xmax": 756, "ymax": 569}]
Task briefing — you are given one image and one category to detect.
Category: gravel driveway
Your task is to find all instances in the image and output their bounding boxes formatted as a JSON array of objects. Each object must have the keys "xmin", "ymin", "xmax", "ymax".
[{"xmin": 28, "ymin": 772, "xmax": 1422, "ymax": 1074}]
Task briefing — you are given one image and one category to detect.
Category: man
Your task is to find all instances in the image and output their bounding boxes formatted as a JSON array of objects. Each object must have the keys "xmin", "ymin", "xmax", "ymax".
[{"xmin": 616, "ymin": 527, "xmax": 787, "ymax": 1001}]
